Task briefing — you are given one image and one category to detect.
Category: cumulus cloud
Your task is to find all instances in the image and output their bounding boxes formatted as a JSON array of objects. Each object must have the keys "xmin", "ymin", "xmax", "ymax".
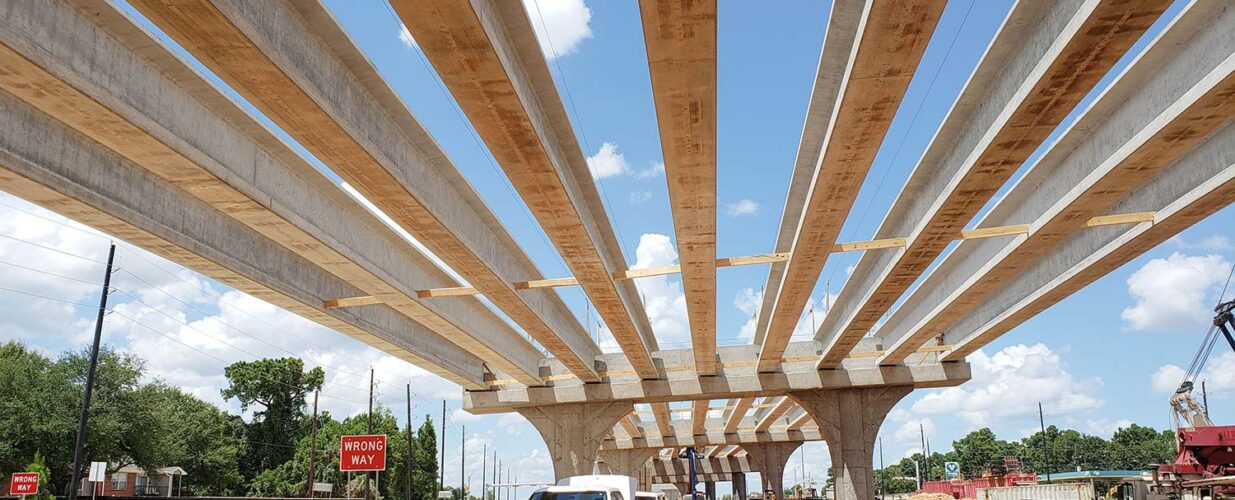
[
  {"xmin": 522, "ymin": 0, "xmax": 593, "ymax": 59},
  {"xmin": 725, "ymin": 199, "xmax": 760, "ymax": 217},
  {"xmin": 1151, "ymin": 351, "xmax": 1235, "ymax": 394},
  {"xmin": 629, "ymin": 190, "xmax": 652, "ymax": 205},
  {"xmin": 1122, "ymin": 252, "xmax": 1232, "ymax": 332},
  {"xmin": 586, "ymin": 142, "xmax": 629, "ymax": 179},
  {"xmin": 593, "ymin": 234, "xmax": 690, "ymax": 349},
  {"xmin": 1170, "ymin": 235, "xmax": 1235, "ymax": 251},
  {"xmin": 733, "ymin": 287, "xmax": 837, "ymax": 341},
  {"xmin": 911, "ymin": 343, "xmax": 1103, "ymax": 427},
  {"xmin": 397, "ymin": 24, "xmax": 417, "ymax": 50},
  {"xmin": 636, "ymin": 161, "xmax": 665, "ymax": 180}
]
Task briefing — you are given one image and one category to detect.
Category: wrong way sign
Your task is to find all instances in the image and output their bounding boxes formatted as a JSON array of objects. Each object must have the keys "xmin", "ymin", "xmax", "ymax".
[
  {"xmin": 9, "ymin": 472, "xmax": 40, "ymax": 495},
  {"xmin": 340, "ymin": 435, "xmax": 387, "ymax": 471}
]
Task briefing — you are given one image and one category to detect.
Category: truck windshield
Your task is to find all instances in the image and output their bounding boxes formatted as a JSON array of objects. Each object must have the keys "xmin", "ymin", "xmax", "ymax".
[{"xmin": 530, "ymin": 492, "xmax": 608, "ymax": 500}]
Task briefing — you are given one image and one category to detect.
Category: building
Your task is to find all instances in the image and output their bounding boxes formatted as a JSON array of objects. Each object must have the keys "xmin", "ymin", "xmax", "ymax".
[{"xmin": 77, "ymin": 465, "xmax": 188, "ymax": 497}]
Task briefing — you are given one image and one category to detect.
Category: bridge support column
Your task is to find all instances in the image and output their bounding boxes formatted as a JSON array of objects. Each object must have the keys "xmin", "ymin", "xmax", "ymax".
[
  {"xmin": 791, "ymin": 386, "xmax": 912, "ymax": 500},
  {"xmin": 704, "ymin": 481, "xmax": 715, "ymax": 500},
  {"xmin": 518, "ymin": 402, "xmax": 632, "ymax": 480},
  {"xmin": 597, "ymin": 448, "xmax": 659, "ymax": 478},
  {"xmin": 743, "ymin": 442, "xmax": 800, "ymax": 500},
  {"xmin": 732, "ymin": 472, "xmax": 747, "ymax": 500}
]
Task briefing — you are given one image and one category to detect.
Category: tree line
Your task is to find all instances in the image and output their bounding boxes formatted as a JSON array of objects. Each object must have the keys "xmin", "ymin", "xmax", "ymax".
[
  {"xmin": 0, "ymin": 341, "xmax": 442, "ymax": 499},
  {"xmin": 872, "ymin": 425, "xmax": 1177, "ymax": 494}
]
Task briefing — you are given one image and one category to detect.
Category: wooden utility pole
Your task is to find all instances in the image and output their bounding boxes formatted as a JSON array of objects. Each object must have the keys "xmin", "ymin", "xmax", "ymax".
[
  {"xmin": 67, "ymin": 243, "xmax": 116, "ymax": 500},
  {"xmin": 460, "ymin": 425, "xmax": 466, "ymax": 499},
  {"xmin": 414, "ymin": 387, "xmax": 419, "ymax": 500},
  {"xmin": 307, "ymin": 390, "xmax": 320, "ymax": 498},
  {"xmin": 366, "ymin": 369, "xmax": 374, "ymax": 500},
  {"xmin": 1039, "ymin": 402, "xmax": 1052, "ymax": 484},
  {"xmin": 440, "ymin": 400, "xmax": 447, "ymax": 494},
  {"xmin": 481, "ymin": 444, "xmax": 487, "ymax": 500}
]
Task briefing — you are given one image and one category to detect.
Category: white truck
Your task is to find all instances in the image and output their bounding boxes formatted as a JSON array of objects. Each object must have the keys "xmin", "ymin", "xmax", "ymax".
[{"xmin": 528, "ymin": 475, "xmax": 639, "ymax": 500}]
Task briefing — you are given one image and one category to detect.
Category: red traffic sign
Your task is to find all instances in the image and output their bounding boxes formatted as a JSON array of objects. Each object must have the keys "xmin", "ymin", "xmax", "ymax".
[
  {"xmin": 340, "ymin": 435, "xmax": 387, "ymax": 471},
  {"xmin": 9, "ymin": 472, "xmax": 39, "ymax": 495}
]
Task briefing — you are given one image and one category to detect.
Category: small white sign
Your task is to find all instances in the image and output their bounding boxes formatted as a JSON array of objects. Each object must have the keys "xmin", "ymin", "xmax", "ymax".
[
  {"xmin": 88, "ymin": 462, "xmax": 107, "ymax": 482},
  {"xmin": 944, "ymin": 461, "xmax": 960, "ymax": 480},
  {"xmin": 438, "ymin": 491, "xmax": 453, "ymax": 499},
  {"xmin": 313, "ymin": 483, "xmax": 333, "ymax": 493}
]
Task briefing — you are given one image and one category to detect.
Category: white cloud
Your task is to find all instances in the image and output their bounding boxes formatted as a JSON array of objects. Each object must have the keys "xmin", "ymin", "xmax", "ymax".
[
  {"xmin": 911, "ymin": 343, "xmax": 1103, "ymax": 427},
  {"xmin": 1170, "ymin": 234, "xmax": 1235, "ymax": 251},
  {"xmin": 1151, "ymin": 351, "xmax": 1235, "ymax": 394},
  {"xmin": 596, "ymin": 233, "xmax": 689, "ymax": 348},
  {"xmin": 397, "ymin": 24, "xmax": 417, "ymax": 50},
  {"xmin": 733, "ymin": 287, "xmax": 836, "ymax": 341},
  {"xmin": 1121, "ymin": 252, "xmax": 1232, "ymax": 332},
  {"xmin": 586, "ymin": 142, "xmax": 630, "ymax": 179},
  {"xmin": 635, "ymin": 161, "xmax": 665, "ymax": 180},
  {"xmin": 522, "ymin": 0, "xmax": 593, "ymax": 59},
  {"xmin": 1084, "ymin": 418, "xmax": 1136, "ymax": 439},
  {"xmin": 629, "ymin": 190, "xmax": 652, "ymax": 205},
  {"xmin": 725, "ymin": 199, "xmax": 760, "ymax": 217}
]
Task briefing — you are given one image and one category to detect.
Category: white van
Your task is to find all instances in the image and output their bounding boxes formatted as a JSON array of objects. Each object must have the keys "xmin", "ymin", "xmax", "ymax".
[{"xmin": 528, "ymin": 475, "xmax": 638, "ymax": 500}]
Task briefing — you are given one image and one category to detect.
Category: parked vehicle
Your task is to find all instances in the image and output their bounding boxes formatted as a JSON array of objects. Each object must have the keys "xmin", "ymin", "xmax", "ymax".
[{"xmin": 529, "ymin": 475, "xmax": 639, "ymax": 500}]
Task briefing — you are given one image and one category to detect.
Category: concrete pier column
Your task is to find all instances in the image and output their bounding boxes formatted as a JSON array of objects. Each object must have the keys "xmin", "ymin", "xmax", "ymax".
[
  {"xmin": 743, "ymin": 442, "xmax": 801, "ymax": 500},
  {"xmin": 517, "ymin": 402, "xmax": 633, "ymax": 480},
  {"xmin": 731, "ymin": 472, "xmax": 747, "ymax": 500},
  {"xmin": 704, "ymin": 481, "xmax": 716, "ymax": 500},
  {"xmin": 791, "ymin": 386, "xmax": 912, "ymax": 500},
  {"xmin": 597, "ymin": 449, "xmax": 659, "ymax": 478}
]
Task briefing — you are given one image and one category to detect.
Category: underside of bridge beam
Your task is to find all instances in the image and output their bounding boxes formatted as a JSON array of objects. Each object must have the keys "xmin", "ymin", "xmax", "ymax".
[
  {"xmin": 791, "ymin": 386, "xmax": 912, "ymax": 500},
  {"xmin": 518, "ymin": 402, "xmax": 633, "ymax": 480},
  {"xmin": 743, "ymin": 441, "xmax": 801, "ymax": 498},
  {"xmin": 597, "ymin": 448, "xmax": 660, "ymax": 479}
]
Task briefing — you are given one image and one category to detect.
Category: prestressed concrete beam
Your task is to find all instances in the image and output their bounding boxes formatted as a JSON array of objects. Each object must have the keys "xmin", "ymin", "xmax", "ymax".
[
  {"xmin": 640, "ymin": 0, "xmax": 718, "ymax": 374},
  {"xmin": 758, "ymin": 0, "xmax": 946, "ymax": 372},
  {"xmin": 389, "ymin": 0, "xmax": 657, "ymax": 378},
  {"xmin": 815, "ymin": 0, "xmax": 1171, "ymax": 368},
  {"xmin": 878, "ymin": 0, "xmax": 1235, "ymax": 365},
  {"xmin": 0, "ymin": 0, "xmax": 532, "ymax": 384},
  {"xmin": 755, "ymin": 0, "xmax": 864, "ymax": 346},
  {"xmin": 754, "ymin": 397, "xmax": 795, "ymax": 432},
  {"xmin": 652, "ymin": 402, "xmax": 674, "ymax": 438},
  {"xmin": 940, "ymin": 82, "xmax": 1235, "ymax": 359},
  {"xmin": 692, "ymin": 400, "xmax": 709, "ymax": 436},
  {"xmin": 0, "ymin": 92, "xmax": 489, "ymax": 389},
  {"xmin": 724, "ymin": 398, "xmax": 755, "ymax": 434},
  {"xmin": 127, "ymin": 0, "xmax": 600, "ymax": 381}
]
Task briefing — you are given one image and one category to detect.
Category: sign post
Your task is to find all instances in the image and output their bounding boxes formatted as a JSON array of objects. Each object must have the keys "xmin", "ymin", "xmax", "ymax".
[
  {"xmin": 10, "ymin": 472, "xmax": 40, "ymax": 499},
  {"xmin": 88, "ymin": 462, "xmax": 107, "ymax": 500},
  {"xmin": 341, "ymin": 434, "xmax": 387, "ymax": 500}
]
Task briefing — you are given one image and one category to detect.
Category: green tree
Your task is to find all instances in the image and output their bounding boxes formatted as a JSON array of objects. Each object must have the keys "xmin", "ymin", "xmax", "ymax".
[
  {"xmin": 221, "ymin": 358, "xmax": 324, "ymax": 477},
  {"xmin": 1108, "ymin": 424, "xmax": 1175, "ymax": 470},
  {"xmin": 153, "ymin": 387, "xmax": 244, "ymax": 494},
  {"xmin": 411, "ymin": 417, "xmax": 440, "ymax": 500},
  {"xmin": 952, "ymin": 428, "xmax": 1017, "ymax": 478},
  {"xmin": 28, "ymin": 451, "xmax": 54, "ymax": 500}
]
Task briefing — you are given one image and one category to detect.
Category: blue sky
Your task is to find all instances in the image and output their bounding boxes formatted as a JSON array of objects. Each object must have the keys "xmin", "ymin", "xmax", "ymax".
[{"xmin": 2, "ymin": 0, "xmax": 1234, "ymax": 496}]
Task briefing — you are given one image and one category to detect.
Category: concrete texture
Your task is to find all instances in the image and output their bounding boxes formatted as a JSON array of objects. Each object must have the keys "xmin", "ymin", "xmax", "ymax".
[
  {"xmin": 597, "ymin": 449, "xmax": 660, "ymax": 478},
  {"xmin": 754, "ymin": 0, "xmax": 864, "ymax": 346},
  {"xmin": 792, "ymin": 386, "xmax": 912, "ymax": 500},
  {"xmin": 640, "ymin": 0, "xmax": 719, "ymax": 373},
  {"xmin": 648, "ymin": 457, "xmax": 754, "ymax": 477},
  {"xmin": 877, "ymin": 0, "xmax": 1235, "ymax": 364},
  {"xmin": 814, "ymin": 0, "xmax": 1171, "ymax": 368},
  {"xmin": 518, "ymin": 401, "xmax": 633, "ymax": 480},
  {"xmin": 390, "ymin": 0, "xmax": 658, "ymax": 378},
  {"xmin": 124, "ymin": 0, "xmax": 600, "ymax": 380},
  {"xmin": 744, "ymin": 442, "xmax": 802, "ymax": 498},
  {"xmin": 0, "ymin": 89, "xmax": 489, "ymax": 388},
  {"xmin": 757, "ymin": 0, "xmax": 946, "ymax": 372}
]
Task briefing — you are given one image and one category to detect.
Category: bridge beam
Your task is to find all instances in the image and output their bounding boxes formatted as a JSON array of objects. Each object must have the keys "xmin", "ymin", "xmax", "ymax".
[
  {"xmin": 127, "ymin": 0, "xmax": 598, "ymax": 381},
  {"xmin": 877, "ymin": 0, "xmax": 1235, "ymax": 364},
  {"xmin": 0, "ymin": 0, "xmax": 505, "ymax": 386},
  {"xmin": 814, "ymin": 0, "xmax": 1170, "ymax": 367},
  {"xmin": 518, "ymin": 402, "xmax": 633, "ymax": 481}
]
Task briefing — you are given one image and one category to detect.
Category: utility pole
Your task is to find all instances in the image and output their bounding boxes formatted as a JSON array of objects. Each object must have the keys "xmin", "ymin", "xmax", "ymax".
[
  {"xmin": 67, "ymin": 243, "xmax": 116, "ymax": 500},
  {"xmin": 492, "ymin": 454, "xmax": 498, "ymax": 500},
  {"xmin": 365, "ymin": 369, "xmax": 374, "ymax": 500},
  {"xmin": 461, "ymin": 425, "xmax": 466, "ymax": 499},
  {"xmin": 441, "ymin": 400, "xmax": 447, "ymax": 495},
  {"xmin": 1202, "ymin": 380, "xmax": 1210, "ymax": 418},
  {"xmin": 414, "ymin": 385, "xmax": 419, "ymax": 500},
  {"xmin": 481, "ymin": 444, "xmax": 487, "ymax": 500},
  {"xmin": 1039, "ymin": 402, "xmax": 1052, "ymax": 484},
  {"xmin": 878, "ymin": 437, "xmax": 885, "ymax": 500},
  {"xmin": 918, "ymin": 422, "xmax": 927, "ymax": 482},
  {"xmin": 307, "ymin": 390, "xmax": 320, "ymax": 498}
]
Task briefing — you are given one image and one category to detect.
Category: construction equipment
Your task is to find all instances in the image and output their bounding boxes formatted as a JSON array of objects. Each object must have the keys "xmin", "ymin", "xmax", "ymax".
[{"xmin": 1151, "ymin": 299, "xmax": 1235, "ymax": 498}]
